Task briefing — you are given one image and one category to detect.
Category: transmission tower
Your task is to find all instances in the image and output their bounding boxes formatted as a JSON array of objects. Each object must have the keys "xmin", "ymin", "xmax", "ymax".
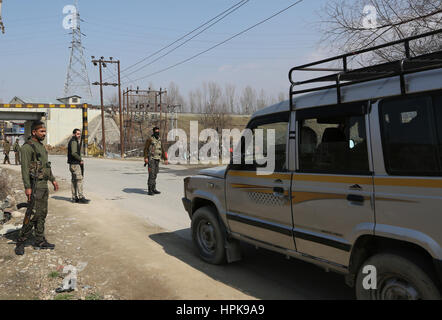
[{"xmin": 64, "ymin": 0, "xmax": 92, "ymax": 99}]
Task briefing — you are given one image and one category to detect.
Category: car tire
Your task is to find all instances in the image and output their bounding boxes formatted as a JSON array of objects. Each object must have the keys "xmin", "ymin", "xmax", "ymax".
[
  {"xmin": 191, "ymin": 206, "xmax": 226, "ymax": 265},
  {"xmin": 355, "ymin": 252, "xmax": 441, "ymax": 300}
]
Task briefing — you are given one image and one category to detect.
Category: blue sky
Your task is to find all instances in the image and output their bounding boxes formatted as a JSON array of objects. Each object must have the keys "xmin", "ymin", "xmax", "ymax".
[{"xmin": 0, "ymin": 0, "xmax": 330, "ymax": 104}]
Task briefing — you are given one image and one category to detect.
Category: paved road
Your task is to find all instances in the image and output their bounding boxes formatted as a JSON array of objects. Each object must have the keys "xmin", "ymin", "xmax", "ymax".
[
  {"xmin": 9, "ymin": 155, "xmax": 355, "ymax": 299},
  {"xmin": 49, "ymin": 155, "xmax": 196, "ymax": 232}
]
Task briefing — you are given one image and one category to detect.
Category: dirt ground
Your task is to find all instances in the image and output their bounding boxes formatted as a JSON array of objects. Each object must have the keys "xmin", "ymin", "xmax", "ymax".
[{"xmin": 0, "ymin": 167, "xmax": 253, "ymax": 300}]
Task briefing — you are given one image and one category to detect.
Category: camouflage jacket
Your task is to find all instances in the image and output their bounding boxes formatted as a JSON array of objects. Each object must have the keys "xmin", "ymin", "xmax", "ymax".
[
  {"xmin": 144, "ymin": 135, "xmax": 166, "ymax": 160},
  {"xmin": 21, "ymin": 138, "xmax": 55, "ymax": 189}
]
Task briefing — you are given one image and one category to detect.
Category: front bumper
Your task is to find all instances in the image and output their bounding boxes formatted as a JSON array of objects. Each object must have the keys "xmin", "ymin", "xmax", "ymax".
[{"xmin": 182, "ymin": 197, "xmax": 192, "ymax": 219}]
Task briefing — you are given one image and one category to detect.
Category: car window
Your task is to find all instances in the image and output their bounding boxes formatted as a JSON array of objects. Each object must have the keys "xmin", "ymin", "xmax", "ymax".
[
  {"xmin": 380, "ymin": 95, "xmax": 441, "ymax": 176},
  {"xmin": 298, "ymin": 112, "xmax": 369, "ymax": 175},
  {"xmin": 253, "ymin": 122, "xmax": 288, "ymax": 172},
  {"xmin": 239, "ymin": 112, "xmax": 289, "ymax": 172}
]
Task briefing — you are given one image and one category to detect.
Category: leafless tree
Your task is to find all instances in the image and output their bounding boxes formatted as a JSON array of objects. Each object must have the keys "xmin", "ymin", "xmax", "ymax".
[
  {"xmin": 199, "ymin": 82, "xmax": 231, "ymax": 132},
  {"xmin": 166, "ymin": 81, "xmax": 185, "ymax": 109},
  {"xmin": 257, "ymin": 89, "xmax": 269, "ymax": 110},
  {"xmin": 195, "ymin": 88, "xmax": 204, "ymax": 113},
  {"xmin": 224, "ymin": 84, "xmax": 237, "ymax": 114},
  {"xmin": 240, "ymin": 86, "xmax": 257, "ymax": 115},
  {"xmin": 188, "ymin": 90, "xmax": 196, "ymax": 113},
  {"xmin": 278, "ymin": 91, "xmax": 286, "ymax": 103},
  {"xmin": 320, "ymin": 0, "xmax": 442, "ymax": 64}
]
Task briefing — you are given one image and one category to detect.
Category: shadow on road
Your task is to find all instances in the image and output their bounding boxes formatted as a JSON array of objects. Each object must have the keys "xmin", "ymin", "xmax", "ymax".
[
  {"xmin": 122, "ymin": 188, "xmax": 148, "ymax": 195},
  {"xmin": 149, "ymin": 229, "xmax": 355, "ymax": 300},
  {"xmin": 51, "ymin": 196, "xmax": 73, "ymax": 203},
  {"xmin": 3, "ymin": 229, "xmax": 35, "ymax": 248},
  {"xmin": 159, "ymin": 166, "xmax": 212, "ymax": 177}
]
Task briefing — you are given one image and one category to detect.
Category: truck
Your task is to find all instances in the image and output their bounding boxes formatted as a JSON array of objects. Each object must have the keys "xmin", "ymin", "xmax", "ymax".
[{"xmin": 182, "ymin": 29, "xmax": 442, "ymax": 300}]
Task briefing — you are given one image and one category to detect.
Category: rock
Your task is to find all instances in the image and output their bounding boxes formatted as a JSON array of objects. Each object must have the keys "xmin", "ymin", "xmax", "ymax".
[
  {"xmin": 11, "ymin": 211, "xmax": 24, "ymax": 218},
  {"xmin": 0, "ymin": 224, "xmax": 21, "ymax": 236},
  {"xmin": 77, "ymin": 262, "xmax": 88, "ymax": 272}
]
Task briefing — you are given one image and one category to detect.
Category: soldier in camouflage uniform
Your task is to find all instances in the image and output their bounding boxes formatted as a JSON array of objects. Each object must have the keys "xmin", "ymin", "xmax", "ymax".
[
  {"xmin": 15, "ymin": 121, "xmax": 59, "ymax": 256},
  {"xmin": 68, "ymin": 128, "xmax": 89, "ymax": 204},
  {"xmin": 2, "ymin": 138, "xmax": 10, "ymax": 164},
  {"xmin": 13, "ymin": 139, "xmax": 21, "ymax": 165},
  {"xmin": 144, "ymin": 127, "xmax": 168, "ymax": 196}
]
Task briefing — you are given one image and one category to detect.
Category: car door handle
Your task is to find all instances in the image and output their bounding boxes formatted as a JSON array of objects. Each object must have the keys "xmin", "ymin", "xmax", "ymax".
[
  {"xmin": 273, "ymin": 187, "xmax": 286, "ymax": 198},
  {"xmin": 347, "ymin": 194, "xmax": 365, "ymax": 203}
]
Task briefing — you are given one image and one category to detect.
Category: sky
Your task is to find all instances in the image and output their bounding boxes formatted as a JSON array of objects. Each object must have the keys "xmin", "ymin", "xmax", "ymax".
[{"xmin": 0, "ymin": 0, "xmax": 331, "ymax": 105}]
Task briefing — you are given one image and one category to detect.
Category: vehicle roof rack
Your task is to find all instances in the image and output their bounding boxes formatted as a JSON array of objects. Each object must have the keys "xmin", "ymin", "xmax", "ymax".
[{"xmin": 289, "ymin": 29, "xmax": 442, "ymax": 109}]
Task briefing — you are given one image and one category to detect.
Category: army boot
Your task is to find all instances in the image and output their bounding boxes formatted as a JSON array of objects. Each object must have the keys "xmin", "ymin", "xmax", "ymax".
[
  {"xmin": 33, "ymin": 238, "xmax": 55, "ymax": 250},
  {"xmin": 77, "ymin": 197, "xmax": 90, "ymax": 204},
  {"xmin": 153, "ymin": 186, "xmax": 161, "ymax": 194},
  {"xmin": 15, "ymin": 241, "xmax": 25, "ymax": 256},
  {"xmin": 148, "ymin": 187, "xmax": 154, "ymax": 196}
]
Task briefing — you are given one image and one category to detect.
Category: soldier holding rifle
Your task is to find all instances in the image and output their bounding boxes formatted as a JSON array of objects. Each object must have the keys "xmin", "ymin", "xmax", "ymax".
[{"xmin": 15, "ymin": 121, "xmax": 59, "ymax": 256}]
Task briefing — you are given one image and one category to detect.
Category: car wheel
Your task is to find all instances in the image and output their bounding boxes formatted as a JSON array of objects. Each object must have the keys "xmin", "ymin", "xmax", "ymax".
[
  {"xmin": 355, "ymin": 252, "xmax": 441, "ymax": 300},
  {"xmin": 191, "ymin": 206, "xmax": 226, "ymax": 265}
]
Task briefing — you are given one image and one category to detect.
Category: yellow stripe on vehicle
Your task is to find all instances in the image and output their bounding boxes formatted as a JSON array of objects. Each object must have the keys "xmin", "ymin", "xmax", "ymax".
[
  {"xmin": 227, "ymin": 170, "xmax": 291, "ymax": 180},
  {"xmin": 375, "ymin": 177, "xmax": 442, "ymax": 188}
]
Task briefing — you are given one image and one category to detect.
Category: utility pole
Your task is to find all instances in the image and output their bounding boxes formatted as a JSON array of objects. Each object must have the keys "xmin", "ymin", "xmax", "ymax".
[
  {"xmin": 91, "ymin": 56, "xmax": 124, "ymax": 157},
  {"xmin": 117, "ymin": 60, "xmax": 124, "ymax": 158},
  {"xmin": 122, "ymin": 87, "xmax": 168, "ymax": 156},
  {"xmin": 157, "ymin": 88, "xmax": 167, "ymax": 139}
]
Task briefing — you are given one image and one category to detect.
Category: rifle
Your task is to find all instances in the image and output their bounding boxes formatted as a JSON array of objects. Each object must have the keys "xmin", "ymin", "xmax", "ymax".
[
  {"xmin": 17, "ymin": 173, "xmax": 37, "ymax": 226},
  {"xmin": 17, "ymin": 141, "xmax": 40, "ymax": 226},
  {"xmin": 80, "ymin": 163, "xmax": 84, "ymax": 177}
]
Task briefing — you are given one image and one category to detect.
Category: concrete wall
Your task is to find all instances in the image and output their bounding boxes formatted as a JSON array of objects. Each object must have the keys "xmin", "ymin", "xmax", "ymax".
[
  {"xmin": 45, "ymin": 108, "xmax": 101, "ymax": 146},
  {"xmin": 0, "ymin": 108, "xmax": 101, "ymax": 146}
]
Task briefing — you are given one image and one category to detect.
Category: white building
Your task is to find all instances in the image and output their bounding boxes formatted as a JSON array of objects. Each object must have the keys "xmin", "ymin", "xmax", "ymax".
[{"xmin": 5, "ymin": 96, "xmax": 102, "ymax": 146}]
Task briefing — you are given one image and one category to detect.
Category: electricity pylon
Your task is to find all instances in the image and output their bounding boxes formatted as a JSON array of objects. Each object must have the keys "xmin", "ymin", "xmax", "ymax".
[{"xmin": 64, "ymin": 0, "xmax": 92, "ymax": 99}]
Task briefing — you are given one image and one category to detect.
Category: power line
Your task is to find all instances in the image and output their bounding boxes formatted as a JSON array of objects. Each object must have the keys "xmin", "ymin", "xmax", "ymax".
[
  {"xmin": 119, "ymin": 0, "xmax": 249, "ymax": 76},
  {"xmin": 121, "ymin": 0, "xmax": 250, "ymax": 81},
  {"xmin": 123, "ymin": 0, "xmax": 304, "ymax": 84}
]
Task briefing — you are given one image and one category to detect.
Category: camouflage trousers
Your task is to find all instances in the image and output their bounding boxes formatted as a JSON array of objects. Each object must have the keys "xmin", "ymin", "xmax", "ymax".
[
  {"xmin": 69, "ymin": 164, "xmax": 84, "ymax": 199},
  {"xmin": 15, "ymin": 152, "xmax": 20, "ymax": 165},
  {"xmin": 18, "ymin": 188, "xmax": 49, "ymax": 242},
  {"xmin": 148, "ymin": 159, "xmax": 160, "ymax": 189},
  {"xmin": 3, "ymin": 153, "xmax": 10, "ymax": 164}
]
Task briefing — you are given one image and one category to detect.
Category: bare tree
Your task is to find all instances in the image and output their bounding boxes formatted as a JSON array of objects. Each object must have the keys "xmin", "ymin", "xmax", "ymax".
[
  {"xmin": 202, "ymin": 82, "xmax": 228, "ymax": 130},
  {"xmin": 195, "ymin": 88, "xmax": 204, "ymax": 113},
  {"xmin": 320, "ymin": 0, "xmax": 442, "ymax": 63},
  {"xmin": 166, "ymin": 81, "xmax": 185, "ymax": 109},
  {"xmin": 207, "ymin": 82, "xmax": 222, "ymax": 114},
  {"xmin": 224, "ymin": 84, "xmax": 237, "ymax": 114},
  {"xmin": 240, "ymin": 86, "xmax": 257, "ymax": 115},
  {"xmin": 188, "ymin": 90, "xmax": 196, "ymax": 113},
  {"xmin": 257, "ymin": 89, "xmax": 268, "ymax": 110}
]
